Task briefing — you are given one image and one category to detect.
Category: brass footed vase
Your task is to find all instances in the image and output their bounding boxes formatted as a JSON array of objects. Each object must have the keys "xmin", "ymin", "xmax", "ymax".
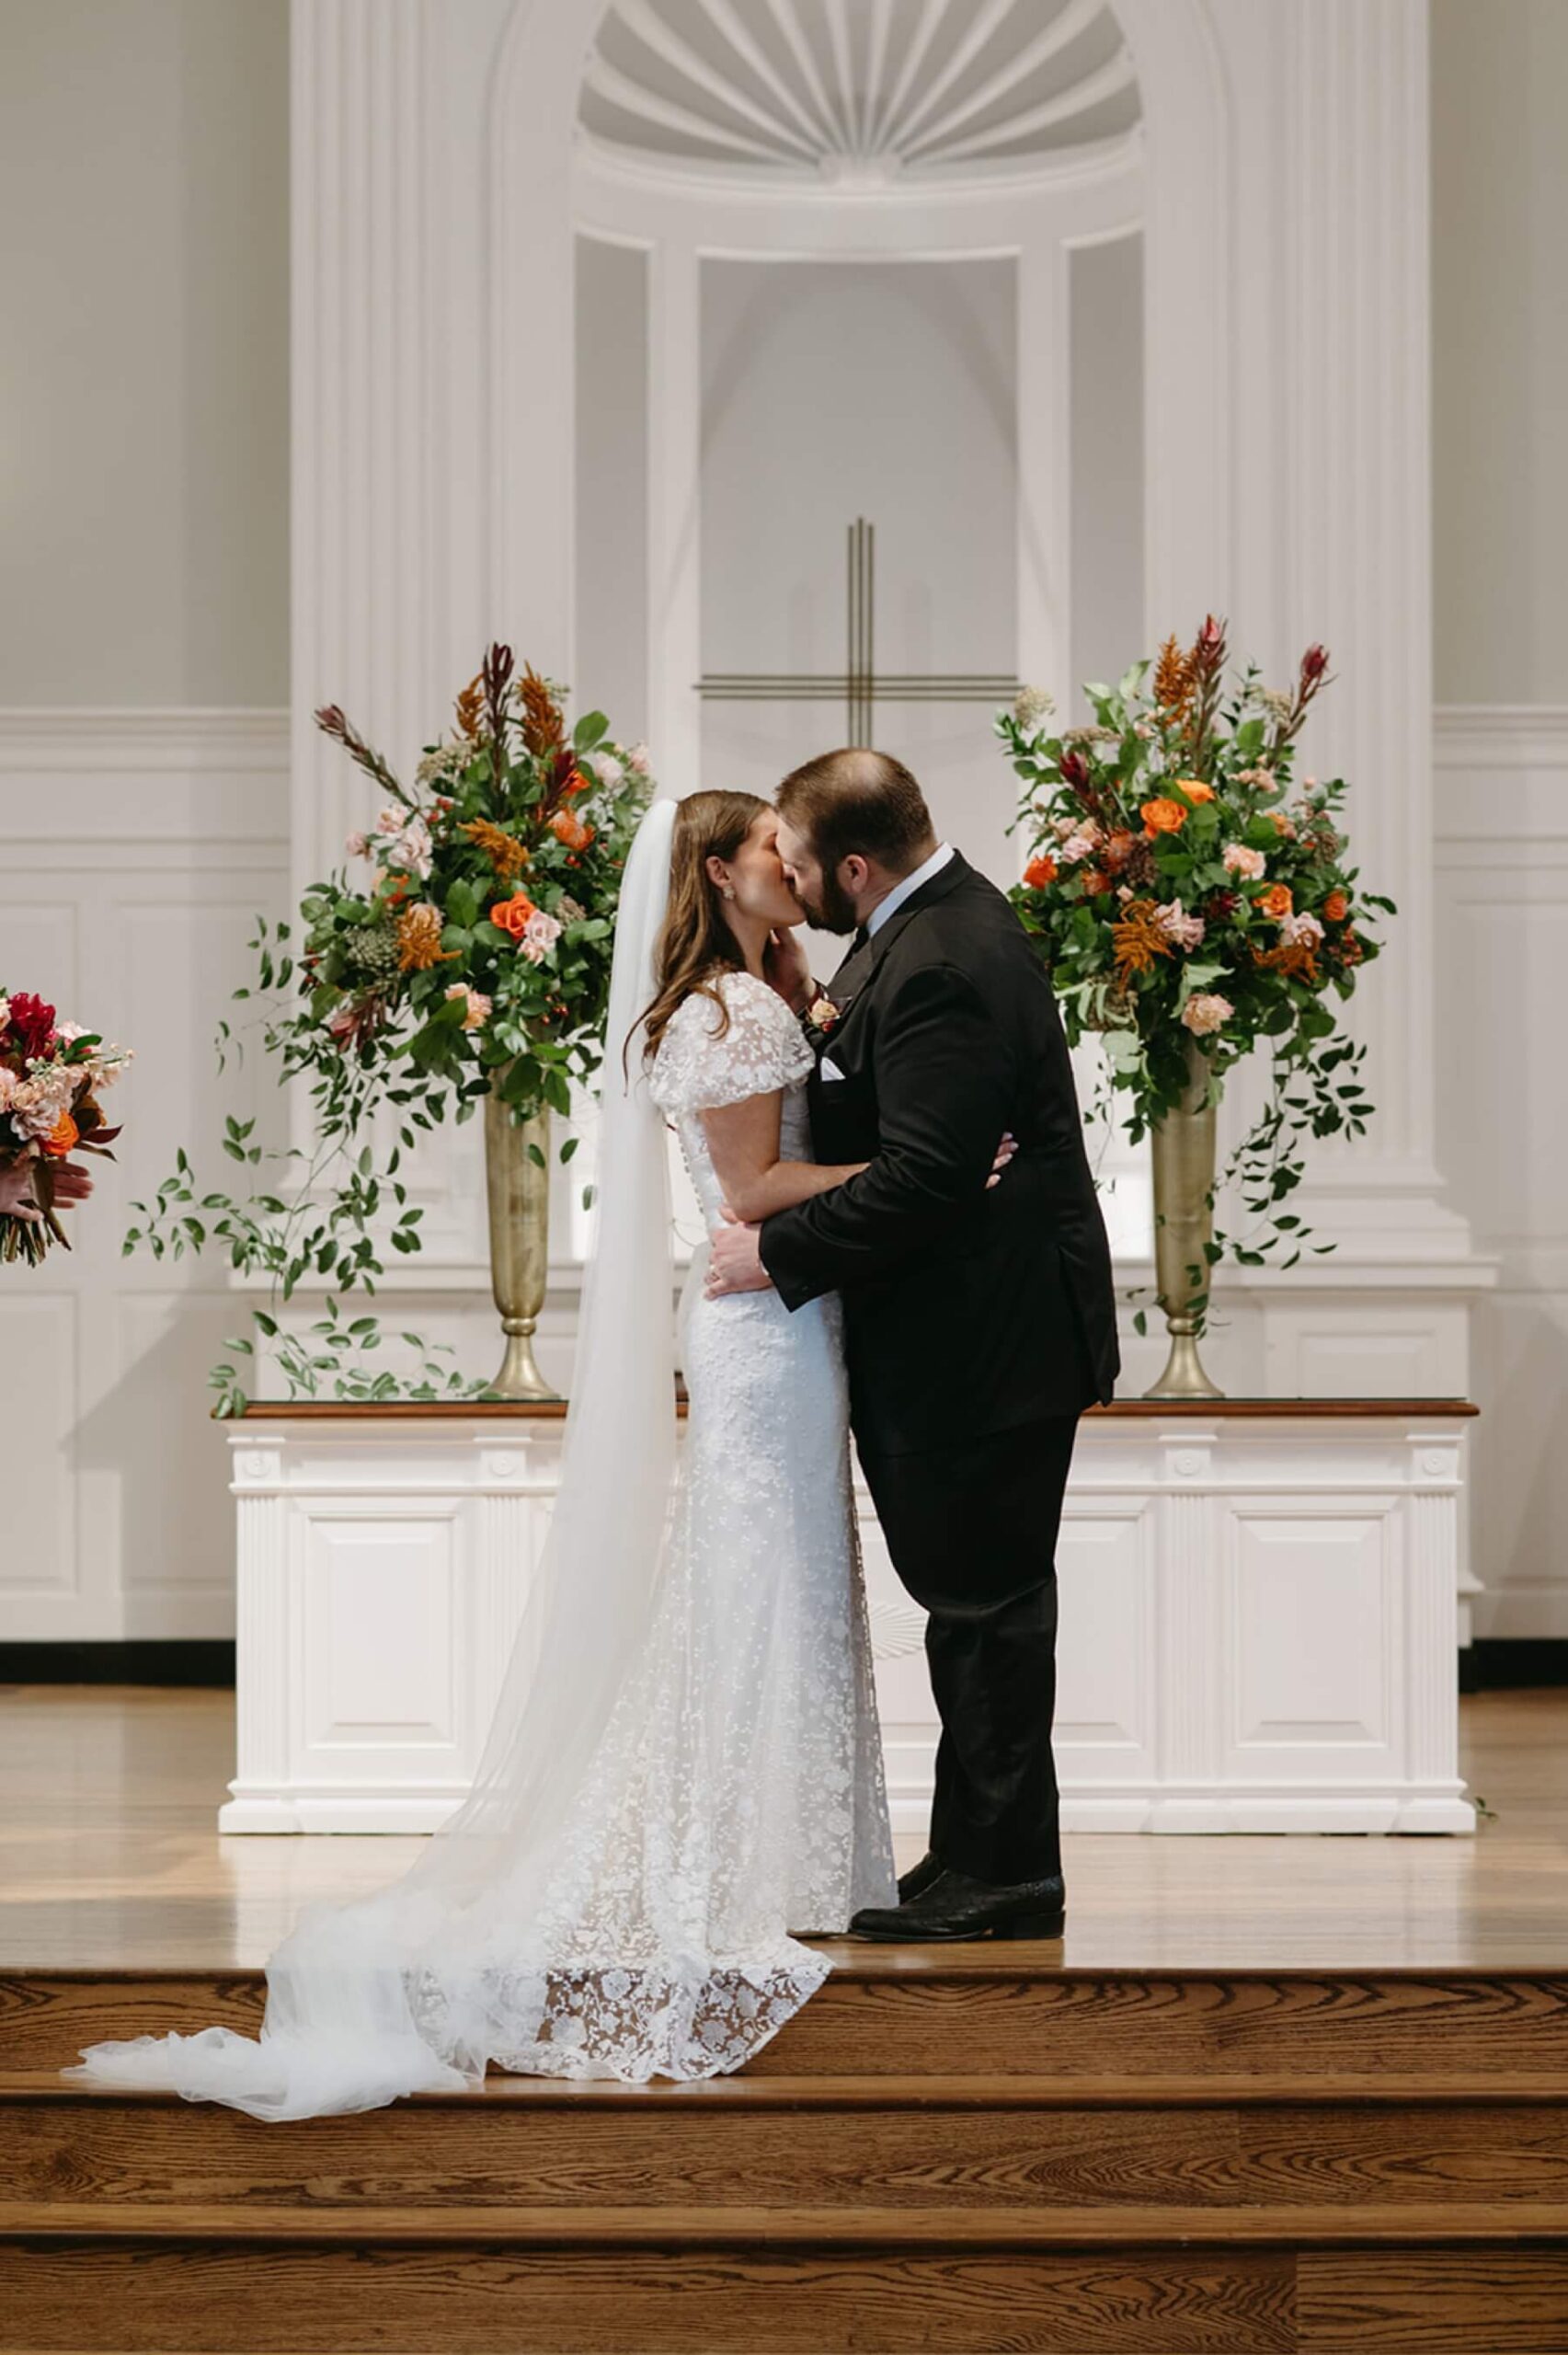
[
  {"xmin": 483, "ymin": 1089, "xmax": 560, "ymax": 1402},
  {"xmin": 1144, "ymin": 1039, "xmax": 1225, "ymax": 1401}
]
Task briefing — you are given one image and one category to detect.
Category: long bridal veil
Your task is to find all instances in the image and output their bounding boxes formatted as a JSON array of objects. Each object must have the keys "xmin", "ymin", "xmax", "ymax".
[{"xmin": 71, "ymin": 796, "xmax": 685, "ymax": 2118}]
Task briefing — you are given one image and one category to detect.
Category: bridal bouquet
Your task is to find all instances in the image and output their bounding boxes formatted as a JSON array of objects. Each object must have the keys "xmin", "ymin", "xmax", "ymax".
[
  {"xmin": 1, "ymin": 991, "xmax": 130, "ymax": 1264},
  {"xmin": 1000, "ymin": 618, "xmax": 1392, "ymax": 1270},
  {"xmin": 124, "ymin": 648, "xmax": 651, "ymax": 1407}
]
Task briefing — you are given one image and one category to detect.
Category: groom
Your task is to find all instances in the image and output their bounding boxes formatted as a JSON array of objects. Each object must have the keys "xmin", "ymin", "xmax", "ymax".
[{"xmin": 705, "ymin": 748, "xmax": 1119, "ymax": 1942}]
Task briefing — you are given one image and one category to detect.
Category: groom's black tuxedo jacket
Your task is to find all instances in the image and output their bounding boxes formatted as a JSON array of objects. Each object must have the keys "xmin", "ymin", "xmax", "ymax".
[{"xmin": 760, "ymin": 851, "xmax": 1119, "ymax": 1457}]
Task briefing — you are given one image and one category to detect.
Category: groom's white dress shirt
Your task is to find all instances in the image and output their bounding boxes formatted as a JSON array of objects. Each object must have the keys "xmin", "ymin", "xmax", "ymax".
[{"xmin": 866, "ymin": 841, "xmax": 955, "ymax": 937}]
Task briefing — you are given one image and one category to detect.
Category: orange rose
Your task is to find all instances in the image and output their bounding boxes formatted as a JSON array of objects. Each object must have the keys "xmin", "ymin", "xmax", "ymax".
[
  {"xmin": 1140, "ymin": 797, "xmax": 1188, "ymax": 838},
  {"xmin": 490, "ymin": 890, "xmax": 538, "ymax": 939},
  {"xmin": 1024, "ymin": 854, "xmax": 1058, "ymax": 890},
  {"xmin": 1079, "ymin": 867, "xmax": 1109, "ymax": 896},
  {"xmin": 550, "ymin": 810, "xmax": 594, "ymax": 853},
  {"xmin": 1322, "ymin": 890, "xmax": 1348, "ymax": 923},
  {"xmin": 1254, "ymin": 883, "xmax": 1294, "ymax": 921},
  {"xmin": 41, "ymin": 1109, "xmax": 78, "ymax": 1158},
  {"xmin": 1173, "ymin": 778, "xmax": 1215, "ymax": 804}
]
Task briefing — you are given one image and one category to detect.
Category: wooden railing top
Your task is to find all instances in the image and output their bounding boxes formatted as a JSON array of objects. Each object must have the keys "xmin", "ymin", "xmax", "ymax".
[{"xmin": 230, "ymin": 1396, "xmax": 1479, "ymax": 1422}]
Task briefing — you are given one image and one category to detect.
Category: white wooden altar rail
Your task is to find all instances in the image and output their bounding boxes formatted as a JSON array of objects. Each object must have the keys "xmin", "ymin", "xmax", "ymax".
[{"xmin": 223, "ymin": 1400, "xmax": 1478, "ymax": 1837}]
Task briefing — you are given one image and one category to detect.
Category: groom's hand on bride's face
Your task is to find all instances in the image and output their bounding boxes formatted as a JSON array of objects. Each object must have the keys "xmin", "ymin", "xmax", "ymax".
[
  {"xmin": 704, "ymin": 1207, "xmax": 772, "ymax": 1298},
  {"xmin": 762, "ymin": 925, "xmax": 813, "ymax": 1014}
]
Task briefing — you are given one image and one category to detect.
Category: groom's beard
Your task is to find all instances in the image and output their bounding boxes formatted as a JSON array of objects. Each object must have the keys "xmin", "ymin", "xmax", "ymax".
[{"xmin": 795, "ymin": 871, "xmax": 861, "ymax": 936}]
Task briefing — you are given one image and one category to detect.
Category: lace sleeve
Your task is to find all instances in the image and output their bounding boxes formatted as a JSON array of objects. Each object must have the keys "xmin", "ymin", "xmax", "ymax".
[{"xmin": 647, "ymin": 969, "xmax": 814, "ymax": 1119}]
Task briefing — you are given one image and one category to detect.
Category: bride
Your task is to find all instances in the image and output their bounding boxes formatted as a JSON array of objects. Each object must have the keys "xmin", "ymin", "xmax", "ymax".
[{"xmin": 71, "ymin": 789, "xmax": 915, "ymax": 2117}]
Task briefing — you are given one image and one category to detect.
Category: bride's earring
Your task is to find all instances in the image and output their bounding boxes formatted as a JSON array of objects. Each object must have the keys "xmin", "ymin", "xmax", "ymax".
[{"xmin": 722, "ymin": 885, "xmax": 737, "ymax": 902}]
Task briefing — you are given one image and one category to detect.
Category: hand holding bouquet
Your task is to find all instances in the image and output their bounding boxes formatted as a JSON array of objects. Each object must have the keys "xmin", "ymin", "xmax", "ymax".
[{"xmin": 0, "ymin": 992, "xmax": 131, "ymax": 1264}]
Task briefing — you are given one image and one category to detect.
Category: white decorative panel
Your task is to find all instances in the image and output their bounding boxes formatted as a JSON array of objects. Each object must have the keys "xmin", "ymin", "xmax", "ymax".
[
  {"xmin": 303, "ymin": 1512, "xmax": 459, "ymax": 1750},
  {"xmin": 1227, "ymin": 1507, "xmax": 1391, "ymax": 1758},
  {"xmin": 0, "ymin": 1294, "xmax": 76, "ymax": 1601},
  {"xmin": 1055, "ymin": 1510, "xmax": 1153, "ymax": 1768}
]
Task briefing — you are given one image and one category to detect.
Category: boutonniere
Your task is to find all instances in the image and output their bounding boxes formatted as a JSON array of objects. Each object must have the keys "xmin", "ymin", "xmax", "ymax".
[{"xmin": 802, "ymin": 994, "xmax": 842, "ymax": 1047}]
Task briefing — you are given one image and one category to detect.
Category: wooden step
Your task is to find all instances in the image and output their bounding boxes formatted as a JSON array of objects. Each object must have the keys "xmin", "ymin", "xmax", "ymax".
[
  {"xmin": 6, "ymin": 2241, "xmax": 1568, "ymax": 2353},
  {"xmin": 8, "ymin": 2085, "xmax": 1568, "ymax": 2223},
  {"xmin": 11, "ymin": 1961, "xmax": 1568, "ymax": 2077}
]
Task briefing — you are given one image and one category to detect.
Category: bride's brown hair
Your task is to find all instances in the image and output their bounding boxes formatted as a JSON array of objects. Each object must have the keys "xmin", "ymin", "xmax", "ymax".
[{"xmin": 637, "ymin": 789, "xmax": 772, "ymax": 1063}]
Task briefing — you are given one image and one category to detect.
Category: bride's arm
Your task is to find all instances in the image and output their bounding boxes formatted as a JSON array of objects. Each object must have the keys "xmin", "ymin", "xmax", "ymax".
[{"xmin": 700, "ymin": 1092, "xmax": 866, "ymax": 1223}]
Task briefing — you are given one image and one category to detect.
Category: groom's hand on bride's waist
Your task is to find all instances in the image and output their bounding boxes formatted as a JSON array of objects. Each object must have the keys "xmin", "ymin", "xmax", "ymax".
[{"xmin": 704, "ymin": 1206, "xmax": 773, "ymax": 1298}]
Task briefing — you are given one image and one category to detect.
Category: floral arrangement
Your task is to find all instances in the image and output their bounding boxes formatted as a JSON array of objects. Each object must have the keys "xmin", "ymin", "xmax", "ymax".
[
  {"xmin": 999, "ymin": 617, "xmax": 1393, "ymax": 1287},
  {"xmin": 125, "ymin": 648, "xmax": 652, "ymax": 1410},
  {"xmin": 0, "ymin": 991, "xmax": 130, "ymax": 1263}
]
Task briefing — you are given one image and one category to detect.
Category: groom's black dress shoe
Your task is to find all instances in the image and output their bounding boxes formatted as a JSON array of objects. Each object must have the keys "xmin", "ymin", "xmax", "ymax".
[
  {"xmin": 850, "ymin": 1868, "xmax": 1066, "ymax": 1944},
  {"xmin": 897, "ymin": 1850, "xmax": 944, "ymax": 1904}
]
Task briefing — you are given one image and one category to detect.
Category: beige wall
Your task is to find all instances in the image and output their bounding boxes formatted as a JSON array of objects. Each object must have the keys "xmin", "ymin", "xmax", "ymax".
[
  {"xmin": 1432, "ymin": 0, "xmax": 1568, "ymax": 705},
  {"xmin": 0, "ymin": 0, "xmax": 289, "ymax": 706}
]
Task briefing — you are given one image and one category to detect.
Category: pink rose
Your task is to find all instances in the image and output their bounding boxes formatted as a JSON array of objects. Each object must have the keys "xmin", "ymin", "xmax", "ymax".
[
  {"xmin": 1222, "ymin": 843, "xmax": 1267, "ymax": 882},
  {"xmin": 1155, "ymin": 899, "xmax": 1206, "ymax": 950},
  {"xmin": 1279, "ymin": 911, "xmax": 1325, "ymax": 948},
  {"xmin": 1182, "ymin": 993, "xmax": 1233, "ymax": 1036},
  {"xmin": 444, "ymin": 984, "xmax": 492, "ymax": 1031},
  {"xmin": 519, "ymin": 909, "xmax": 563, "ymax": 965}
]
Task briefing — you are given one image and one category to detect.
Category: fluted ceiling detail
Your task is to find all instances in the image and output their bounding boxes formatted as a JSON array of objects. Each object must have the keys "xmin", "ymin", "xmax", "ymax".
[{"xmin": 579, "ymin": 0, "xmax": 1139, "ymax": 183}]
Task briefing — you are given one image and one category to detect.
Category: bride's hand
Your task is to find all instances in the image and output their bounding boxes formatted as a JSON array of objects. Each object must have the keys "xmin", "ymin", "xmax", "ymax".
[{"xmin": 987, "ymin": 1133, "xmax": 1017, "ymax": 1190}]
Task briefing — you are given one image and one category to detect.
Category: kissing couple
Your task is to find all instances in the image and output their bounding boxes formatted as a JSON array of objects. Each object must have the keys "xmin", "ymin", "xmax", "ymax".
[{"xmin": 72, "ymin": 747, "xmax": 1118, "ymax": 2118}]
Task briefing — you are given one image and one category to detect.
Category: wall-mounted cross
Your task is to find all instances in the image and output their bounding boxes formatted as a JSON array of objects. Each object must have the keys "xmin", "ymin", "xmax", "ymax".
[{"xmin": 697, "ymin": 518, "xmax": 1018, "ymax": 748}]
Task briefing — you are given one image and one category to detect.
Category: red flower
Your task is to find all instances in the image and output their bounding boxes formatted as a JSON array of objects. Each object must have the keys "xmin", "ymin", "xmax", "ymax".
[
  {"xmin": 1024, "ymin": 855, "xmax": 1058, "ymax": 890},
  {"xmin": 6, "ymin": 994, "xmax": 57, "ymax": 1059},
  {"xmin": 1059, "ymin": 750, "xmax": 1090, "ymax": 792},
  {"xmin": 1301, "ymin": 642, "xmax": 1330, "ymax": 684}
]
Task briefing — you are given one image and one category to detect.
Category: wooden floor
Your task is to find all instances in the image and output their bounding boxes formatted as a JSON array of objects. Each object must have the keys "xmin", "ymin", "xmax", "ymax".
[{"xmin": 0, "ymin": 1682, "xmax": 1564, "ymax": 1970}]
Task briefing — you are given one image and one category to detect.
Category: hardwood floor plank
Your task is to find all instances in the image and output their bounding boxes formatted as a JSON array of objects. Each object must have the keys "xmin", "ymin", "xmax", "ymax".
[{"xmin": 0, "ymin": 2244, "xmax": 1301, "ymax": 2354}]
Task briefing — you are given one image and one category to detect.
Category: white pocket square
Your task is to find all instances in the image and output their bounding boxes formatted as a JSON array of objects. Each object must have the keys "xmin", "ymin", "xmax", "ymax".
[{"xmin": 819, "ymin": 1054, "xmax": 847, "ymax": 1082}]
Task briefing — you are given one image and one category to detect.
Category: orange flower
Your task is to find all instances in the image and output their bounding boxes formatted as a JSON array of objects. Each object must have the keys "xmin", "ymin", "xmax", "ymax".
[
  {"xmin": 1112, "ymin": 899, "xmax": 1173, "ymax": 978},
  {"xmin": 562, "ymin": 768, "xmax": 590, "ymax": 798},
  {"xmin": 396, "ymin": 903, "xmax": 457, "ymax": 973},
  {"xmin": 1079, "ymin": 867, "xmax": 1109, "ymax": 896},
  {"xmin": 1173, "ymin": 778, "xmax": 1215, "ymax": 804},
  {"xmin": 1254, "ymin": 883, "xmax": 1294, "ymax": 921},
  {"xmin": 1322, "ymin": 889, "xmax": 1348, "ymax": 923},
  {"xmin": 1140, "ymin": 797, "xmax": 1188, "ymax": 838},
  {"xmin": 41, "ymin": 1109, "xmax": 78, "ymax": 1158},
  {"xmin": 1102, "ymin": 830, "xmax": 1137, "ymax": 872},
  {"xmin": 1024, "ymin": 854, "xmax": 1058, "ymax": 890},
  {"xmin": 490, "ymin": 890, "xmax": 538, "ymax": 939},
  {"xmin": 550, "ymin": 810, "xmax": 594, "ymax": 853}
]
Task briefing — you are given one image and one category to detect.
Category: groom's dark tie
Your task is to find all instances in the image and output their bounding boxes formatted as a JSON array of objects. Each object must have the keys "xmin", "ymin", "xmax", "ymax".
[{"xmin": 849, "ymin": 924, "xmax": 870, "ymax": 955}]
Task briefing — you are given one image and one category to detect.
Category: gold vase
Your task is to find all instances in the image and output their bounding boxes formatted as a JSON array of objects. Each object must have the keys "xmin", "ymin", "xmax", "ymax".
[
  {"xmin": 483, "ymin": 1091, "xmax": 560, "ymax": 1402},
  {"xmin": 1144, "ymin": 1039, "xmax": 1225, "ymax": 1400}
]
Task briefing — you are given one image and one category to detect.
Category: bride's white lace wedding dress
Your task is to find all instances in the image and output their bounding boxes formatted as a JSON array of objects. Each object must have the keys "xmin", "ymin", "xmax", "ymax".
[{"xmin": 70, "ymin": 921, "xmax": 895, "ymax": 2113}]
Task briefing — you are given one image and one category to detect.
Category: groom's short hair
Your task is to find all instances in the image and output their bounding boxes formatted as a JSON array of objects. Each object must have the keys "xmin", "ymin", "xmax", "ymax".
[{"xmin": 776, "ymin": 748, "xmax": 934, "ymax": 879}]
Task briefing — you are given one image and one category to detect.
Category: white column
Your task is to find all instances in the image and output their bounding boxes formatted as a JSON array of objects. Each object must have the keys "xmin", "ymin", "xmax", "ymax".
[
  {"xmin": 646, "ymin": 235, "xmax": 704, "ymax": 788},
  {"xmin": 290, "ymin": 0, "xmax": 439, "ymax": 894},
  {"xmin": 1123, "ymin": 0, "xmax": 1473, "ymax": 1268}
]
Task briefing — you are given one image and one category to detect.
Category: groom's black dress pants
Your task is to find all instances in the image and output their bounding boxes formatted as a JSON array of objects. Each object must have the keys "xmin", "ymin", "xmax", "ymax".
[{"xmin": 857, "ymin": 1412, "xmax": 1081, "ymax": 1888}]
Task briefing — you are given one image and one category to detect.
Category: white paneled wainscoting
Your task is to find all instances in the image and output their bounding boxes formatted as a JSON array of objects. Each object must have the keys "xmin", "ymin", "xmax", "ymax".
[{"xmin": 223, "ymin": 1404, "xmax": 1476, "ymax": 1838}]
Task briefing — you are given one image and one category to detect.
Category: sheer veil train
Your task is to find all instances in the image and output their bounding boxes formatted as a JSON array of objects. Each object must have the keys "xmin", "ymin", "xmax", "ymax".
[{"xmin": 71, "ymin": 795, "xmax": 696, "ymax": 2119}]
